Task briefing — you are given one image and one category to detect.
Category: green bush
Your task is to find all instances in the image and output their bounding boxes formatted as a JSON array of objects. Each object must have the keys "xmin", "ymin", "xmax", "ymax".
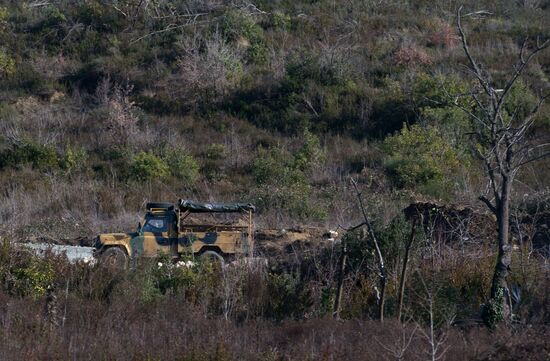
[
  {"xmin": 42, "ymin": 6, "xmax": 67, "ymax": 28},
  {"xmin": 152, "ymin": 256, "xmax": 200, "ymax": 295},
  {"xmin": 411, "ymin": 73, "xmax": 472, "ymax": 145},
  {"xmin": 59, "ymin": 145, "xmax": 88, "ymax": 173},
  {"xmin": 1, "ymin": 61, "xmax": 56, "ymax": 94},
  {"xmin": 218, "ymin": 9, "xmax": 267, "ymax": 64},
  {"xmin": 0, "ymin": 140, "xmax": 59, "ymax": 170},
  {"xmin": 251, "ymin": 144, "xmax": 327, "ymax": 220},
  {"xmin": 369, "ymin": 77, "xmax": 414, "ymax": 138},
  {"xmin": 252, "ymin": 146, "xmax": 303, "ymax": 186},
  {"xmin": 502, "ymin": 79, "xmax": 539, "ymax": 123},
  {"xmin": 11, "ymin": 258, "xmax": 55, "ymax": 298},
  {"xmin": 251, "ymin": 130, "xmax": 325, "ymax": 212},
  {"xmin": 269, "ymin": 11, "xmax": 291, "ymax": 30},
  {"xmin": 0, "ymin": 6, "xmax": 8, "ymax": 22},
  {"xmin": 0, "ymin": 47, "xmax": 15, "ymax": 77},
  {"xmin": 162, "ymin": 147, "xmax": 200, "ymax": 184},
  {"xmin": 0, "ymin": 242, "xmax": 55, "ymax": 298},
  {"xmin": 129, "ymin": 151, "xmax": 169, "ymax": 182},
  {"xmin": 383, "ymin": 124, "xmax": 462, "ymax": 190},
  {"xmin": 200, "ymin": 143, "xmax": 229, "ymax": 181},
  {"xmin": 264, "ymin": 272, "xmax": 312, "ymax": 320},
  {"xmin": 205, "ymin": 144, "xmax": 228, "ymax": 161},
  {"xmin": 293, "ymin": 129, "xmax": 324, "ymax": 172},
  {"xmin": 481, "ymin": 287, "xmax": 505, "ymax": 329}
]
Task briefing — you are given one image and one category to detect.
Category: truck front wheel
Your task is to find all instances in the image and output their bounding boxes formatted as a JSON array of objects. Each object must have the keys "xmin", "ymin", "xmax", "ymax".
[{"xmin": 99, "ymin": 247, "xmax": 128, "ymax": 270}]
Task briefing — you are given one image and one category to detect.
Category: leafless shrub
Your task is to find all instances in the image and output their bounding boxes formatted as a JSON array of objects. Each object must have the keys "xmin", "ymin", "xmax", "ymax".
[
  {"xmin": 318, "ymin": 28, "xmax": 358, "ymax": 81},
  {"xmin": 416, "ymin": 273, "xmax": 450, "ymax": 361},
  {"xmin": 176, "ymin": 31, "xmax": 243, "ymax": 103},
  {"xmin": 393, "ymin": 43, "xmax": 433, "ymax": 66},
  {"xmin": 0, "ymin": 175, "xmax": 140, "ymax": 239},
  {"xmin": 426, "ymin": 19, "xmax": 459, "ymax": 49},
  {"xmin": 29, "ymin": 52, "xmax": 74, "ymax": 80},
  {"xmin": 375, "ymin": 320, "xmax": 418, "ymax": 361},
  {"xmin": 94, "ymin": 77, "xmax": 140, "ymax": 147},
  {"xmin": 0, "ymin": 97, "xmax": 69, "ymax": 146}
]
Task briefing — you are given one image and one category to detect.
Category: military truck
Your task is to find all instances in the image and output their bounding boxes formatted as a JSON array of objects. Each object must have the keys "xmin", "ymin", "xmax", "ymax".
[{"xmin": 94, "ymin": 199, "xmax": 255, "ymax": 268}]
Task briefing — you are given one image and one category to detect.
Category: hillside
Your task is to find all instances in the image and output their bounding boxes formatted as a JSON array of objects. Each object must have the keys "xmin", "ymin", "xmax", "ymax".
[
  {"xmin": 0, "ymin": 0, "xmax": 549, "ymax": 238},
  {"xmin": 0, "ymin": 1, "xmax": 550, "ymax": 360}
]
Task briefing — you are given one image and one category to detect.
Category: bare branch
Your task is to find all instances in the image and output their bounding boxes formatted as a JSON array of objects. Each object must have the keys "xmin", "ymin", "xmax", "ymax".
[
  {"xmin": 493, "ymin": 39, "xmax": 550, "ymax": 121},
  {"xmin": 514, "ymin": 151, "xmax": 550, "ymax": 169},
  {"xmin": 457, "ymin": 6, "xmax": 493, "ymax": 96},
  {"xmin": 350, "ymin": 177, "xmax": 387, "ymax": 322},
  {"xmin": 479, "ymin": 196, "xmax": 497, "ymax": 214}
]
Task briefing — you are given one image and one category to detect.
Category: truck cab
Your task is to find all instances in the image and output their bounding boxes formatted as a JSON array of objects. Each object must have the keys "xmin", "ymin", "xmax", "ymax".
[{"xmin": 94, "ymin": 200, "xmax": 255, "ymax": 268}]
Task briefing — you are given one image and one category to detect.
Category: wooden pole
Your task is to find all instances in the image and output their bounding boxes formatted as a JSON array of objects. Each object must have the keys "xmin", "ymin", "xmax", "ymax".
[
  {"xmin": 397, "ymin": 217, "xmax": 417, "ymax": 322},
  {"xmin": 333, "ymin": 238, "xmax": 347, "ymax": 320}
]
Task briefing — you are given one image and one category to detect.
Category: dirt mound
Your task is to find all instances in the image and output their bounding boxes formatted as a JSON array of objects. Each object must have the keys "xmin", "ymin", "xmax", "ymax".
[
  {"xmin": 255, "ymin": 227, "xmax": 336, "ymax": 259},
  {"xmin": 404, "ymin": 201, "xmax": 496, "ymax": 245}
]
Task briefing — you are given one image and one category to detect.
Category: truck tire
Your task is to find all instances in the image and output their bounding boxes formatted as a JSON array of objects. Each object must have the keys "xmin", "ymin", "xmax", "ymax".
[
  {"xmin": 99, "ymin": 247, "xmax": 128, "ymax": 270},
  {"xmin": 199, "ymin": 250, "xmax": 225, "ymax": 267}
]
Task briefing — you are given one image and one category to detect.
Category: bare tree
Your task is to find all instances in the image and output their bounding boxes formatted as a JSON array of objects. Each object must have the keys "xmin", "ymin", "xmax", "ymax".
[
  {"xmin": 416, "ymin": 271, "xmax": 449, "ymax": 361},
  {"xmin": 332, "ymin": 237, "xmax": 347, "ymax": 320},
  {"xmin": 375, "ymin": 320, "xmax": 418, "ymax": 361},
  {"xmin": 456, "ymin": 6, "xmax": 549, "ymax": 323},
  {"xmin": 350, "ymin": 178, "xmax": 387, "ymax": 322},
  {"xmin": 397, "ymin": 217, "xmax": 418, "ymax": 323}
]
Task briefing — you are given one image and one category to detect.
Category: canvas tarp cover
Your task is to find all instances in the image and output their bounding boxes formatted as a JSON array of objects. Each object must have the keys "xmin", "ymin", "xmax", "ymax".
[{"xmin": 178, "ymin": 199, "xmax": 256, "ymax": 213}]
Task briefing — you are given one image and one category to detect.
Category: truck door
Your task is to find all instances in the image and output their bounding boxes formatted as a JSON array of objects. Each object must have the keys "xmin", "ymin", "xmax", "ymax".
[{"xmin": 139, "ymin": 215, "xmax": 172, "ymax": 257}]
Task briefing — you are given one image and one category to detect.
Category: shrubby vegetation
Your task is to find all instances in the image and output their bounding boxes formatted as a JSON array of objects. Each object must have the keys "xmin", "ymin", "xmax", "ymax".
[
  {"xmin": 0, "ymin": 1, "xmax": 547, "ymax": 223},
  {"xmin": 0, "ymin": 0, "xmax": 549, "ymax": 359},
  {"xmin": 0, "ymin": 223, "xmax": 548, "ymax": 360},
  {"xmin": 383, "ymin": 124, "xmax": 464, "ymax": 196},
  {"xmin": 252, "ymin": 129, "xmax": 327, "ymax": 220}
]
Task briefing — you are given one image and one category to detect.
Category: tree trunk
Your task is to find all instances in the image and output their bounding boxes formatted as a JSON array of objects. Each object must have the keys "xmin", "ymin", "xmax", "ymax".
[
  {"xmin": 350, "ymin": 178, "xmax": 387, "ymax": 323},
  {"xmin": 372, "ymin": 232, "xmax": 387, "ymax": 323},
  {"xmin": 491, "ymin": 176, "xmax": 513, "ymax": 317},
  {"xmin": 397, "ymin": 218, "xmax": 417, "ymax": 322},
  {"xmin": 333, "ymin": 239, "xmax": 347, "ymax": 320}
]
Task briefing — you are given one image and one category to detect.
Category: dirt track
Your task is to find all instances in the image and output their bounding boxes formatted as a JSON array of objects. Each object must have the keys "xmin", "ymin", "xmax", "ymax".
[{"xmin": 18, "ymin": 227, "xmax": 337, "ymax": 262}]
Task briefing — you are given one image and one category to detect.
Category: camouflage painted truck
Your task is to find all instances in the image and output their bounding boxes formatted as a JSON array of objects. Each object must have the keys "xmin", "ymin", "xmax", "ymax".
[{"xmin": 94, "ymin": 199, "xmax": 255, "ymax": 268}]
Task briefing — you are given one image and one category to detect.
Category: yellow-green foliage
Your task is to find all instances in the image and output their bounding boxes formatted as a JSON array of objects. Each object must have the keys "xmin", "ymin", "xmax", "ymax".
[
  {"xmin": 136, "ymin": 255, "xmax": 222, "ymax": 306},
  {"xmin": 130, "ymin": 151, "xmax": 170, "ymax": 182},
  {"xmin": 251, "ymin": 129, "xmax": 327, "ymax": 219},
  {"xmin": 201, "ymin": 143, "xmax": 229, "ymax": 181},
  {"xmin": 0, "ymin": 241, "xmax": 55, "ymax": 298},
  {"xmin": 264, "ymin": 272, "xmax": 312, "ymax": 320},
  {"xmin": 162, "ymin": 147, "xmax": 199, "ymax": 184},
  {"xmin": 502, "ymin": 79, "xmax": 539, "ymax": 124},
  {"xmin": 269, "ymin": 11, "xmax": 291, "ymax": 29},
  {"xmin": 293, "ymin": 129, "xmax": 325, "ymax": 172},
  {"xmin": 0, "ymin": 48, "xmax": 15, "ymax": 77},
  {"xmin": 383, "ymin": 124, "xmax": 462, "ymax": 189},
  {"xmin": 205, "ymin": 143, "xmax": 228, "ymax": 161},
  {"xmin": 0, "ymin": 140, "xmax": 59, "ymax": 170},
  {"xmin": 219, "ymin": 9, "xmax": 267, "ymax": 64},
  {"xmin": 0, "ymin": 6, "xmax": 8, "ymax": 22},
  {"xmin": 12, "ymin": 259, "xmax": 55, "ymax": 298},
  {"xmin": 412, "ymin": 73, "xmax": 472, "ymax": 144},
  {"xmin": 60, "ymin": 145, "xmax": 88, "ymax": 173}
]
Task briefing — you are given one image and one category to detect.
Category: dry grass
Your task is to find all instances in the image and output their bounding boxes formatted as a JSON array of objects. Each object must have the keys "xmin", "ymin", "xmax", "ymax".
[{"xmin": 1, "ymin": 293, "xmax": 549, "ymax": 361}]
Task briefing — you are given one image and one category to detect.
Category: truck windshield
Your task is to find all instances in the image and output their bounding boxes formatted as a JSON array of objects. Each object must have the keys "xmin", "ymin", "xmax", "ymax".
[{"xmin": 142, "ymin": 217, "xmax": 167, "ymax": 232}]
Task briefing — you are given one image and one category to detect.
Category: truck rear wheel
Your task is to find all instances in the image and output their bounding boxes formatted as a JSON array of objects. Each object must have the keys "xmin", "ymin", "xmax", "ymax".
[
  {"xmin": 99, "ymin": 247, "xmax": 128, "ymax": 270},
  {"xmin": 199, "ymin": 250, "xmax": 225, "ymax": 267}
]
